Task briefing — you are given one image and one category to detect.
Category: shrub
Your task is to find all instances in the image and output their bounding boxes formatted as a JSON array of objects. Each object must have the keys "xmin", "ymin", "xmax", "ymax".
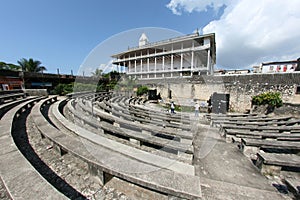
[
  {"xmin": 52, "ymin": 83, "xmax": 73, "ymax": 95},
  {"xmin": 252, "ymin": 92, "xmax": 283, "ymax": 108},
  {"xmin": 136, "ymin": 86, "xmax": 148, "ymax": 96}
]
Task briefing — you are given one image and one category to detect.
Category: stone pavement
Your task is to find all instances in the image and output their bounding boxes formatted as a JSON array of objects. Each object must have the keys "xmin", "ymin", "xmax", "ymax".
[
  {"xmin": 192, "ymin": 121, "xmax": 293, "ymax": 200},
  {"xmin": 0, "ymin": 177, "xmax": 10, "ymax": 200}
]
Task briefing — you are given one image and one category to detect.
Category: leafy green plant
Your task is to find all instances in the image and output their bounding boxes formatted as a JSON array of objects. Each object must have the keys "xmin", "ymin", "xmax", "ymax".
[
  {"xmin": 136, "ymin": 86, "xmax": 148, "ymax": 96},
  {"xmin": 52, "ymin": 83, "xmax": 73, "ymax": 95},
  {"xmin": 252, "ymin": 92, "xmax": 283, "ymax": 108}
]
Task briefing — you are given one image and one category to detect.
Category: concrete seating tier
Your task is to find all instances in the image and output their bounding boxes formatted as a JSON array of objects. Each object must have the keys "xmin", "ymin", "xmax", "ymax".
[
  {"xmin": 284, "ymin": 176, "xmax": 300, "ymax": 199},
  {"xmin": 83, "ymin": 92, "xmax": 112, "ymax": 101},
  {"xmin": 0, "ymin": 96, "xmax": 37, "ymax": 118},
  {"xmin": 97, "ymin": 100, "xmax": 192, "ymax": 131},
  {"xmin": 240, "ymin": 138, "xmax": 300, "ymax": 157},
  {"xmin": 220, "ymin": 124, "xmax": 300, "ymax": 134},
  {"xmin": 77, "ymin": 99, "xmax": 193, "ymax": 141},
  {"xmin": 66, "ymin": 91, "xmax": 112, "ymax": 99},
  {"xmin": 209, "ymin": 112, "xmax": 300, "ymax": 198},
  {"xmin": 66, "ymin": 99, "xmax": 193, "ymax": 157},
  {"xmin": 124, "ymin": 98, "xmax": 191, "ymax": 119},
  {"xmin": 128, "ymin": 97, "xmax": 144, "ymax": 105},
  {"xmin": 255, "ymin": 152, "xmax": 300, "ymax": 175},
  {"xmin": 210, "ymin": 114, "xmax": 293, "ymax": 126},
  {"xmin": 205, "ymin": 113, "xmax": 260, "ymax": 120},
  {"xmin": 224, "ymin": 129, "xmax": 300, "ymax": 143},
  {"xmin": 37, "ymin": 98, "xmax": 202, "ymax": 199},
  {"xmin": 124, "ymin": 102, "xmax": 191, "ymax": 124},
  {"xmin": 104, "ymin": 99, "xmax": 192, "ymax": 128},
  {"xmin": 0, "ymin": 96, "xmax": 67, "ymax": 199},
  {"xmin": 219, "ymin": 118, "xmax": 300, "ymax": 127},
  {"xmin": 0, "ymin": 89, "xmax": 27, "ymax": 104}
]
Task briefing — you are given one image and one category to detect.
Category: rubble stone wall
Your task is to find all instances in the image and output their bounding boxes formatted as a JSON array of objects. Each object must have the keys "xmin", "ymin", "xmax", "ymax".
[{"xmin": 138, "ymin": 73, "xmax": 300, "ymax": 112}]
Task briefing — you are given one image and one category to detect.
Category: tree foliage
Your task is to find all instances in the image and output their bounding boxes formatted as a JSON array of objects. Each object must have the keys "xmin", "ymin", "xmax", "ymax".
[
  {"xmin": 252, "ymin": 92, "xmax": 283, "ymax": 108},
  {"xmin": 91, "ymin": 68, "xmax": 103, "ymax": 77},
  {"xmin": 0, "ymin": 61, "xmax": 21, "ymax": 71},
  {"xmin": 136, "ymin": 85, "xmax": 148, "ymax": 96},
  {"xmin": 17, "ymin": 58, "xmax": 46, "ymax": 72}
]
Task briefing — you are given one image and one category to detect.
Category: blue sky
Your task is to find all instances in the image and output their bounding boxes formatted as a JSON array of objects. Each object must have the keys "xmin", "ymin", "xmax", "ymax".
[
  {"xmin": 0, "ymin": 0, "xmax": 219, "ymax": 74},
  {"xmin": 1, "ymin": 0, "xmax": 300, "ymax": 74}
]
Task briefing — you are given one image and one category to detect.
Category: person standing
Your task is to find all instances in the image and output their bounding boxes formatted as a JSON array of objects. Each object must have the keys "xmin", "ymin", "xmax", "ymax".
[
  {"xmin": 194, "ymin": 102, "xmax": 200, "ymax": 117},
  {"xmin": 170, "ymin": 101, "xmax": 175, "ymax": 114}
]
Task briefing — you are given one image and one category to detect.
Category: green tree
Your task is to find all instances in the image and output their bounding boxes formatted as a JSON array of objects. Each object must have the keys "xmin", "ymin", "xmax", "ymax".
[
  {"xmin": 0, "ymin": 61, "xmax": 21, "ymax": 71},
  {"xmin": 52, "ymin": 83, "xmax": 73, "ymax": 95},
  {"xmin": 252, "ymin": 92, "xmax": 283, "ymax": 114},
  {"xmin": 91, "ymin": 68, "xmax": 103, "ymax": 77},
  {"xmin": 17, "ymin": 58, "xmax": 46, "ymax": 72}
]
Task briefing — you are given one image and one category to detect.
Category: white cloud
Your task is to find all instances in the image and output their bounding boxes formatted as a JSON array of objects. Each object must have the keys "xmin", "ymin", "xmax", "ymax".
[
  {"xmin": 166, "ymin": 0, "xmax": 231, "ymax": 15},
  {"xmin": 167, "ymin": 0, "xmax": 300, "ymax": 69}
]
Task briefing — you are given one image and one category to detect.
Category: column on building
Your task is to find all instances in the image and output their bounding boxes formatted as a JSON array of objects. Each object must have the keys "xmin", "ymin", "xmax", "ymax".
[
  {"xmin": 154, "ymin": 48, "xmax": 157, "ymax": 78},
  {"xmin": 191, "ymin": 41, "xmax": 194, "ymax": 76},
  {"xmin": 171, "ymin": 44, "xmax": 174, "ymax": 77},
  {"xmin": 140, "ymin": 51, "xmax": 143, "ymax": 79},
  {"xmin": 180, "ymin": 43, "xmax": 183, "ymax": 77},
  {"xmin": 128, "ymin": 54, "xmax": 131, "ymax": 73},
  {"xmin": 207, "ymin": 49, "xmax": 211, "ymax": 75},
  {"xmin": 134, "ymin": 52, "xmax": 137, "ymax": 78},
  {"xmin": 147, "ymin": 49, "xmax": 150, "ymax": 79},
  {"xmin": 162, "ymin": 54, "xmax": 165, "ymax": 78}
]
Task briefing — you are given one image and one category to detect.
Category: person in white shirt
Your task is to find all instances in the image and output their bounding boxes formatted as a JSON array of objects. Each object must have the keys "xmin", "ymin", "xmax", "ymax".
[
  {"xmin": 194, "ymin": 102, "xmax": 200, "ymax": 117},
  {"xmin": 170, "ymin": 102, "xmax": 175, "ymax": 114}
]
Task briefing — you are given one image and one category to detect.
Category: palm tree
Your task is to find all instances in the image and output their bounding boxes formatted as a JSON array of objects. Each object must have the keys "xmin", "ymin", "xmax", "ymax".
[
  {"xmin": 17, "ymin": 58, "xmax": 46, "ymax": 72},
  {"xmin": 91, "ymin": 68, "xmax": 103, "ymax": 77}
]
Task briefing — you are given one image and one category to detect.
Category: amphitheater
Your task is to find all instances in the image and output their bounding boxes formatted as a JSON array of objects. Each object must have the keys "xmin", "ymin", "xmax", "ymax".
[{"xmin": 0, "ymin": 82, "xmax": 299, "ymax": 200}]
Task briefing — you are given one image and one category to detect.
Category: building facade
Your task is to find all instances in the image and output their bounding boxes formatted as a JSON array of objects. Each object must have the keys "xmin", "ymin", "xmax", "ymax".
[
  {"xmin": 111, "ymin": 32, "xmax": 216, "ymax": 79},
  {"xmin": 261, "ymin": 60, "xmax": 298, "ymax": 73}
]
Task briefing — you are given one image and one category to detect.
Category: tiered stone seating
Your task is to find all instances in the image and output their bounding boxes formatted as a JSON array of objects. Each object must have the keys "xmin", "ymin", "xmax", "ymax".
[
  {"xmin": 0, "ymin": 96, "xmax": 37, "ymax": 118},
  {"xmin": 101, "ymin": 99, "xmax": 192, "ymax": 131},
  {"xmin": 0, "ymin": 96, "xmax": 67, "ymax": 199},
  {"xmin": 67, "ymin": 99, "xmax": 193, "ymax": 157},
  {"xmin": 82, "ymin": 99, "xmax": 193, "ymax": 142},
  {"xmin": 206, "ymin": 112, "xmax": 300, "ymax": 198},
  {"xmin": 0, "ymin": 89, "xmax": 27, "ymax": 104},
  {"xmin": 32, "ymin": 96, "xmax": 202, "ymax": 199}
]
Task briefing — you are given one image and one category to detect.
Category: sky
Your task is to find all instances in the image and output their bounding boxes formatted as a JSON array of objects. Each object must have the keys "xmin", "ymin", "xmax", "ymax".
[{"xmin": 1, "ymin": 0, "xmax": 299, "ymax": 74}]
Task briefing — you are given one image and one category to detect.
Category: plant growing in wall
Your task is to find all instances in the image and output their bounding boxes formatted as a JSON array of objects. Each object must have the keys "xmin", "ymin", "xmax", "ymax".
[
  {"xmin": 136, "ymin": 85, "xmax": 149, "ymax": 96},
  {"xmin": 252, "ymin": 92, "xmax": 283, "ymax": 113}
]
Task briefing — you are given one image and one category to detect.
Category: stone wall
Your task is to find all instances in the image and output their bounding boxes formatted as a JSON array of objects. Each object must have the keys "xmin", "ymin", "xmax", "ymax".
[
  {"xmin": 25, "ymin": 89, "xmax": 48, "ymax": 96},
  {"xmin": 138, "ymin": 73, "xmax": 300, "ymax": 112}
]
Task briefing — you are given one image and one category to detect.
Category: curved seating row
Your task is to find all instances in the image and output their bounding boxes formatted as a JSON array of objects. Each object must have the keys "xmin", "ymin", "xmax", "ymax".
[
  {"xmin": 79, "ymin": 98, "xmax": 193, "ymax": 141},
  {"xmin": 208, "ymin": 111, "xmax": 300, "ymax": 198},
  {"xmin": 66, "ymin": 99, "xmax": 193, "ymax": 159},
  {"xmin": 99, "ymin": 99, "xmax": 192, "ymax": 131},
  {"xmin": 0, "ymin": 96, "xmax": 67, "ymax": 199},
  {"xmin": 34, "ymin": 97, "xmax": 202, "ymax": 199},
  {"xmin": 0, "ymin": 90, "xmax": 27, "ymax": 104},
  {"xmin": 0, "ymin": 96, "xmax": 37, "ymax": 119}
]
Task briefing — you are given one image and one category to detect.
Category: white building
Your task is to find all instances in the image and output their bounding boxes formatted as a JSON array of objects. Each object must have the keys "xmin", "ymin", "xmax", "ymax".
[
  {"xmin": 111, "ymin": 32, "xmax": 216, "ymax": 79},
  {"xmin": 261, "ymin": 60, "xmax": 298, "ymax": 73}
]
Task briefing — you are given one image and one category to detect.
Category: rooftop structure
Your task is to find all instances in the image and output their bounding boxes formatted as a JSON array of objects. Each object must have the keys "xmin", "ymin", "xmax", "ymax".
[{"xmin": 111, "ymin": 32, "xmax": 216, "ymax": 79}]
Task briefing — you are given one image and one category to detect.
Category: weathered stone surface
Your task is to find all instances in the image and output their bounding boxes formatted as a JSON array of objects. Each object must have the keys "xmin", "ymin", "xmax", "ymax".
[{"xmin": 138, "ymin": 73, "xmax": 300, "ymax": 112}]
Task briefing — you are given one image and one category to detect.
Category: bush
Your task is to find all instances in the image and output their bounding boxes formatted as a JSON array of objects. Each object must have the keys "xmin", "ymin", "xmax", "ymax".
[
  {"xmin": 252, "ymin": 92, "xmax": 283, "ymax": 108},
  {"xmin": 52, "ymin": 83, "xmax": 73, "ymax": 95},
  {"xmin": 136, "ymin": 86, "xmax": 148, "ymax": 96}
]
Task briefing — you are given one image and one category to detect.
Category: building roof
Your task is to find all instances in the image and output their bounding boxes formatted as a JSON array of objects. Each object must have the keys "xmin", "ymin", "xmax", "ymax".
[
  {"xmin": 262, "ymin": 60, "xmax": 298, "ymax": 66},
  {"xmin": 111, "ymin": 32, "xmax": 215, "ymax": 58}
]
